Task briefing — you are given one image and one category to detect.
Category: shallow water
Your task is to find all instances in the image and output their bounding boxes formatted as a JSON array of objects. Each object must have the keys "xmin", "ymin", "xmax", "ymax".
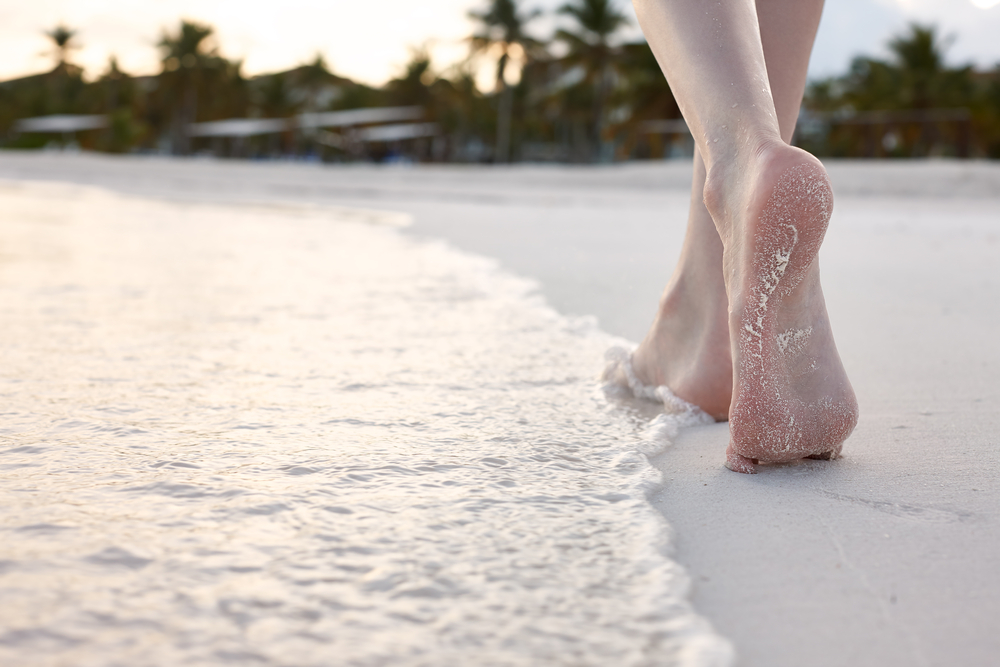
[{"xmin": 0, "ymin": 182, "xmax": 730, "ymax": 666}]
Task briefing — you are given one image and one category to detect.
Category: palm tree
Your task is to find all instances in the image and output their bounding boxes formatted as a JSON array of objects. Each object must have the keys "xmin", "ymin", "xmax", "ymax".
[
  {"xmin": 616, "ymin": 41, "xmax": 680, "ymax": 158},
  {"xmin": 41, "ymin": 24, "xmax": 85, "ymax": 116},
  {"xmin": 556, "ymin": 0, "xmax": 629, "ymax": 160},
  {"xmin": 388, "ymin": 48, "xmax": 435, "ymax": 107},
  {"xmin": 258, "ymin": 72, "xmax": 294, "ymax": 118},
  {"xmin": 98, "ymin": 57, "xmax": 146, "ymax": 153},
  {"xmin": 157, "ymin": 20, "xmax": 217, "ymax": 154},
  {"xmin": 468, "ymin": 0, "xmax": 541, "ymax": 162},
  {"xmin": 817, "ymin": 23, "xmax": 973, "ymax": 115},
  {"xmin": 804, "ymin": 23, "xmax": 977, "ymax": 157},
  {"xmin": 299, "ymin": 54, "xmax": 332, "ymax": 113},
  {"xmin": 887, "ymin": 24, "xmax": 972, "ymax": 110},
  {"xmin": 45, "ymin": 24, "xmax": 79, "ymax": 73}
]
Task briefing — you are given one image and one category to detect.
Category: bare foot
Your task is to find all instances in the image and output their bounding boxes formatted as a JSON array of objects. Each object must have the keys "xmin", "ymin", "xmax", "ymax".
[
  {"xmin": 627, "ymin": 273, "xmax": 732, "ymax": 421},
  {"xmin": 611, "ymin": 155, "xmax": 734, "ymax": 421},
  {"xmin": 706, "ymin": 142, "xmax": 859, "ymax": 473}
]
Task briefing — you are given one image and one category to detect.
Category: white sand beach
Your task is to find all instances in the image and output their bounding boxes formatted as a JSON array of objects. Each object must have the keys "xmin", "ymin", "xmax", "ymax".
[{"xmin": 1, "ymin": 152, "xmax": 998, "ymax": 666}]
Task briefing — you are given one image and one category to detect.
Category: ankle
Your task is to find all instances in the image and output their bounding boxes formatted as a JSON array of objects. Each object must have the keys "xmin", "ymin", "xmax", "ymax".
[{"xmin": 654, "ymin": 269, "xmax": 726, "ymax": 326}]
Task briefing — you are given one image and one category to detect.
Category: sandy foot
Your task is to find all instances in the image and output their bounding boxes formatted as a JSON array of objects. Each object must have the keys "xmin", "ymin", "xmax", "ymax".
[
  {"xmin": 715, "ymin": 148, "xmax": 859, "ymax": 473},
  {"xmin": 605, "ymin": 144, "xmax": 857, "ymax": 473}
]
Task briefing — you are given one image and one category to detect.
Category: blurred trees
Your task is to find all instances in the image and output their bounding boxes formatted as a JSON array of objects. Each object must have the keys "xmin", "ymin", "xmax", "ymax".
[
  {"xmin": 556, "ymin": 0, "xmax": 630, "ymax": 160},
  {"xmin": 96, "ymin": 57, "xmax": 147, "ymax": 153},
  {"xmin": 802, "ymin": 23, "xmax": 996, "ymax": 157},
  {"xmin": 0, "ymin": 24, "xmax": 86, "ymax": 147},
  {"xmin": 45, "ymin": 24, "xmax": 80, "ymax": 73},
  {"xmin": 809, "ymin": 25, "xmax": 974, "ymax": 114},
  {"xmin": 468, "ymin": 0, "xmax": 542, "ymax": 162},
  {"xmin": 0, "ymin": 8, "xmax": 671, "ymax": 161},
  {"xmin": 614, "ymin": 41, "xmax": 682, "ymax": 158},
  {"xmin": 2, "ymin": 17, "xmax": 998, "ymax": 161},
  {"xmin": 155, "ymin": 20, "xmax": 249, "ymax": 154}
]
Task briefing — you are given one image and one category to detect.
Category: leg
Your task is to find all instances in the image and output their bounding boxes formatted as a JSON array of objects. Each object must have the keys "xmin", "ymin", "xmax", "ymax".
[
  {"xmin": 629, "ymin": 149, "xmax": 732, "ymax": 421},
  {"xmin": 628, "ymin": 0, "xmax": 824, "ymax": 413},
  {"xmin": 630, "ymin": 0, "xmax": 858, "ymax": 472},
  {"xmin": 630, "ymin": 0, "xmax": 824, "ymax": 421}
]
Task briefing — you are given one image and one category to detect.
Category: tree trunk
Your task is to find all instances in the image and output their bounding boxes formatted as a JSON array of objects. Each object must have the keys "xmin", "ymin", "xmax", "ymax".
[
  {"xmin": 592, "ymin": 61, "xmax": 611, "ymax": 163},
  {"xmin": 495, "ymin": 84, "xmax": 513, "ymax": 163},
  {"xmin": 174, "ymin": 84, "xmax": 197, "ymax": 155}
]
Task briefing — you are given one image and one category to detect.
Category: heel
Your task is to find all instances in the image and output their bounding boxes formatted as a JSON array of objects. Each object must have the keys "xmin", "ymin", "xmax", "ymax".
[{"xmin": 725, "ymin": 443, "xmax": 758, "ymax": 474}]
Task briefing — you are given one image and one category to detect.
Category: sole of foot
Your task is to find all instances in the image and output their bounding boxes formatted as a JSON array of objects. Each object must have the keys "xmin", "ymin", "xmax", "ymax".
[{"xmin": 716, "ymin": 147, "xmax": 859, "ymax": 474}]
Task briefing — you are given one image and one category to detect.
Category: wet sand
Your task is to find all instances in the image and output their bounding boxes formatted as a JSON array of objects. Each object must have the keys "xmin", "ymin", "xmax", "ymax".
[{"xmin": 2, "ymin": 152, "xmax": 999, "ymax": 666}]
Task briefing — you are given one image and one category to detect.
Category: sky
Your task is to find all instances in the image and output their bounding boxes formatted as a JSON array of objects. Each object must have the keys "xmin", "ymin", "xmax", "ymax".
[{"xmin": 1, "ymin": 0, "xmax": 999, "ymax": 89}]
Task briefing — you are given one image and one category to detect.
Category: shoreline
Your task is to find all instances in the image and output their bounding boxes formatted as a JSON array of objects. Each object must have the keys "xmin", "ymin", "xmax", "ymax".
[{"xmin": 2, "ymin": 152, "xmax": 999, "ymax": 666}]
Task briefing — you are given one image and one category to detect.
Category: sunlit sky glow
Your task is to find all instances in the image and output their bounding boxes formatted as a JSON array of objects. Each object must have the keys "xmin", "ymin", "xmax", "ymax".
[{"xmin": 1, "ymin": 0, "xmax": 998, "ymax": 88}]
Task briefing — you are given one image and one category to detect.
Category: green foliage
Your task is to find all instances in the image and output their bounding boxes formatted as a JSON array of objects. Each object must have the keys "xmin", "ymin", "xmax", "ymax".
[
  {"xmin": 4, "ymin": 17, "xmax": 998, "ymax": 161},
  {"xmin": 154, "ymin": 20, "xmax": 237, "ymax": 153},
  {"xmin": 802, "ymin": 23, "xmax": 992, "ymax": 158},
  {"xmin": 553, "ymin": 0, "xmax": 630, "ymax": 159},
  {"xmin": 557, "ymin": 0, "xmax": 630, "ymax": 47},
  {"xmin": 387, "ymin": 49, "xmax": 435, "ymax": 107},
  {"xmin": 468, "ymin": 0, "xmax": 544, "ymax": 161}
]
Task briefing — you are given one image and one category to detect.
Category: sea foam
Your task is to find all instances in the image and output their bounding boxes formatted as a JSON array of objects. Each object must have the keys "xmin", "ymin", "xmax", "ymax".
[{"xmin": 0, "ymin": 181, "xmax": 731, "ymax": 666}]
